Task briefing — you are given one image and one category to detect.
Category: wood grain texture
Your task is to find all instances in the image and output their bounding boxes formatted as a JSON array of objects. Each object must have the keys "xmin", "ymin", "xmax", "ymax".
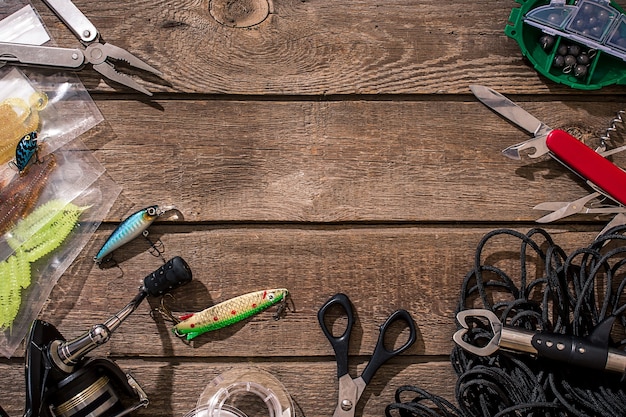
[
  {"xmin": 10, "ymin": 226, "xmax": 599, "ymax": 358},
  {"xmin": 86, "ymin": 99, "xmax": 626, "ymax": 222},
  {"xmin": 2, "ymin": 0, "xmax": 626, "ymax": 416},
  {"xmin": 47, "ymin": 226, "xmax": 481, "ymax": 358},
  {"xmin": 30, "ymin": 0, "xmax": 626, "ymax": 94},
  {"xmin": 0, "ymin": 360, "xmax": 458, "ymax": 417}
]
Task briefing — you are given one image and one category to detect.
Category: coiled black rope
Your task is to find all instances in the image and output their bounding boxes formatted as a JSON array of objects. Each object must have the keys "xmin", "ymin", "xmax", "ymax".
[{"xmin": 386, "ymin": 226, "xmax": 626, "ymax": 417}]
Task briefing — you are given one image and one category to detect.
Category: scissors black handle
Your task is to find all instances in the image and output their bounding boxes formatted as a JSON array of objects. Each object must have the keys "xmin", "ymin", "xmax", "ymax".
[
  {"xmin": 318, "ymin": 293, "xmax": 354, "ymax": 378},
  {"xmin": 361, "ymin": 309, "xmax": 417, "ymax": 385}
]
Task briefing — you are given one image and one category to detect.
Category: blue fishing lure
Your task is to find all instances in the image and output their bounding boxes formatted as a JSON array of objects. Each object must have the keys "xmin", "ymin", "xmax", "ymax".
[
  {"xmin": 94, "ymin": 205, "xmax": 163, "ymax": 263},
  {"xmin": 12, "ymin": 132, "xmax": 38, "ymax": 173}
]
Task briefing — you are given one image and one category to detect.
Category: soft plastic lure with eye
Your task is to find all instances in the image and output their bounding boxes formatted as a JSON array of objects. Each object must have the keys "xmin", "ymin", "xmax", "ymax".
[
  {"xmin": 0, "ymin": 92, "xmax": 47, "ymax": 165},
  {"xmin": 94, "ymin": 205, "xmax": 171, "ymax": 263},
  {"xmin": 168, "ymin": 288, "xmax": 289, "ymax": 341}
]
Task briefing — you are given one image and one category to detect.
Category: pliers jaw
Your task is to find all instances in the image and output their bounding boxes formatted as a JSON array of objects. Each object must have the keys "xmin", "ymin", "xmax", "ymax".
[
  {"xmin": 0, "ymin": 1, "xmax": 162, "ymax": 95},
  {"xmin": 85, "ymin": 43, "xmax": 162, "ymax": 96}
]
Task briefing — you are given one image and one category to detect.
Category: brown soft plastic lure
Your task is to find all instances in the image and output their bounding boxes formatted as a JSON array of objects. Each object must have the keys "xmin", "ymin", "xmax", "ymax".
[
  {"xmin": 0, "ymin": 155, "xmax": 56, "ymax": 235},
  {"xmin": 0, "ymin": 92, "xmax": 48, "ymax": 166}
]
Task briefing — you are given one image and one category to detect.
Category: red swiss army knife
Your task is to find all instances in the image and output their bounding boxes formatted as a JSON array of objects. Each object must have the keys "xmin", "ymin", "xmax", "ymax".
[{"xmin": 471, "ymin": 85, "xmax": 626, "ymax": 233}]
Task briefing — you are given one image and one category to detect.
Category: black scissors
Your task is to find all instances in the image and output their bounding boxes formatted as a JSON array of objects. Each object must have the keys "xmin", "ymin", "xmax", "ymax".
[{"xmin": 318, "ymin": 293, "xmax": 417, "ymax": 417}]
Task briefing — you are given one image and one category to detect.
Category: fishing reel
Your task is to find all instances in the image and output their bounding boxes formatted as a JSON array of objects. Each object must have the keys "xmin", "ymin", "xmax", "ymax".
[{"xmin": 18, "ymin": 256, "xmax": 192, "ymax": 417}]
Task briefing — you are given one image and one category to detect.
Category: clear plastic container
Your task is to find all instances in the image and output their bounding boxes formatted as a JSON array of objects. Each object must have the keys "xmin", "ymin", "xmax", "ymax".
[{"xmin": 184, "ymin": 368, "xmax": 294, "ymax": 417}]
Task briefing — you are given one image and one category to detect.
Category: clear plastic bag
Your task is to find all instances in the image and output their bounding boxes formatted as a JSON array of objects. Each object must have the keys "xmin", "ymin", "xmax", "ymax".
[
  {"xmin": 0, "ymin": 3, "xmax": 103, "ymax": 188},
  {"xmin": 0, "ymin": 3, "xmax": 49, "ymax": 44},
  {"xmin": 0, "ymin": 3, "xmax": 121, "ymax": 357},
  {"xmin": 0, "ymin": 66, "xmax": 104, "ymax": 186},
  {"xmin": 0, "ymin": 138, "xmax": 109, "ymax": 261},
  {"xmin": 0, "ymin": 140, "xmax": 121, "ymax": 358}
]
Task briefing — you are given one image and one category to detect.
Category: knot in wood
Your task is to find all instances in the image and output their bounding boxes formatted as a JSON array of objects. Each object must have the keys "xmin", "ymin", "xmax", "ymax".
[{"xmin": 209, "ymin": 0, "xmax": 271, "ymax": 28}]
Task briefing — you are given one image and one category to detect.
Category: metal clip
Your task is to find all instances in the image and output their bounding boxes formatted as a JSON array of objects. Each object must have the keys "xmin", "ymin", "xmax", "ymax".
[
  {"xmin": 453, "ymin": 309, "xmax": 503, "ymax": 356},
  {"xmin": 273, "ymin": 293, "xmax": 292, "ymax": 320}
]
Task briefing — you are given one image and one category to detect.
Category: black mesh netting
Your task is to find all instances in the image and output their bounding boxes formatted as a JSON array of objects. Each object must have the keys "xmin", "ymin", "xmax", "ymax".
[{"xmin": 386, "ymin": 226, "xmax": 626, "ymax": 417}]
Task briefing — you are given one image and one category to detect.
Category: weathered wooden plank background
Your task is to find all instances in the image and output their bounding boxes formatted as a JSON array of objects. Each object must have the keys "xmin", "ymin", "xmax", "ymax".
[{"xmin": 1, "ymin": 0, "xmax": 626, "ymax": 416}]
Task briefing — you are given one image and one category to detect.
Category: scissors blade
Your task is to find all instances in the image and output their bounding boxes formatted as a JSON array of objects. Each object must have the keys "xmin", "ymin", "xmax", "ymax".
[
  {"xmin": 533, "ymin": 201, "xmax": 574, "ymax": 212},
  {"xmin": 534, "ymin": 192, "xmax": 601, "ymax": 223},
  {"xmin": 332, "ymin": 374, "xmax": 363, "ymax": 417}
]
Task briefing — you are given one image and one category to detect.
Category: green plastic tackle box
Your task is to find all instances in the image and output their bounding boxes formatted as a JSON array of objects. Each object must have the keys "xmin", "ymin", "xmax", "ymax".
[{"xmin": 505, "ymin": 0, "xmax": 626, "ymax": 89}]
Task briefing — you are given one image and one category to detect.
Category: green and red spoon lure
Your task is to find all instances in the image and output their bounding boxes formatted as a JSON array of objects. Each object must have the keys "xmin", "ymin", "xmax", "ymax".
[{"xmin": 170, "ymin": 288, "xmax": 289, "ymax": 341}]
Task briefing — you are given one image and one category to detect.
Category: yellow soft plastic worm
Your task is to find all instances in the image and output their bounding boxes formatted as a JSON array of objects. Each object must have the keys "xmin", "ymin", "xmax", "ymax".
[{"xmin": 0, "ymin": 200, "xmax": 85, "ymax": 329}]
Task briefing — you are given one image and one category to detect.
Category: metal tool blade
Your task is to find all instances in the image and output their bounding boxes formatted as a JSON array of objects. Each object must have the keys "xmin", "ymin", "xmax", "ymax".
[
  {"xmin": 98, "ymin": 43, "xmax": 162, "ymax": 76},
  {"xmin": 333, "ymin": 374, "xmax": 361, "ymax": 417},
  {"xmin": 470, "ymin": 85, "xmax": 549, "ymax": 135},
  {"xmin": 470, "ymin": 85, "xmax": 553, "ymax": 159},
  {"xmin": 533, "ymin": 201, "xmax": 574, "ymax": 212},
  {"xmin": 597, "ymin": 213, "xmax": 626, "ymax": 237},
  {"xmin": 92, "ymin": 61, "xmax": 153, "ymax": 96},
  {"xmin": 0, "ymin": 42, "xmax": 84, "ymax": 69},
  {"xmin": 534, "ymin": 192, "xmax": 601, "ymax": 223},
  {"xmin": 501, "ymin": 136, "xmax": 550, "ymax": 160},
  {"xmin": 599, "ymin": 144, "xmax": 626, "ymax": 158},
  {"xmin": 42, "ymin": 0, "xmax": 98, "ymax": 43}
]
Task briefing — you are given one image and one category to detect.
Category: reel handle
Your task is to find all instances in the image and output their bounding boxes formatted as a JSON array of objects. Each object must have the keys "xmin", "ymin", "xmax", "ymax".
[
  {"xmin": 143, "ymin": 256, "xmax": 193, "ymax": 296},
  {"xmin": 52, "ymin": 257, "xmax": 193, "ymax": 372}
]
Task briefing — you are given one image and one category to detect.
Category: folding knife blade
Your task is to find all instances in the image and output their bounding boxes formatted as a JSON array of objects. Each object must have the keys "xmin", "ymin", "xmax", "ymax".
[
  {"xmin": 470, "ymin": 85, "xmax": 551, "ymax": 136},
  {"xmin": 470, "ymin": 85, "xmax": 553, "ymax": 159},
  {"xmin": 41, "ymin": 0, "xmax": 98, "ymax": 43}
]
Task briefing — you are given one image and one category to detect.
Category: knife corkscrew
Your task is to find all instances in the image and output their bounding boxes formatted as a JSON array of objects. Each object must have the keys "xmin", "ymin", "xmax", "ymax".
[{"xmin": 599, "ymin": 109, "xmax": 625, "ymax": 152}]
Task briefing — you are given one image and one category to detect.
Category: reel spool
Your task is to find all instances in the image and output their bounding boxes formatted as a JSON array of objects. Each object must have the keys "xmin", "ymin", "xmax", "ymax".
[{"xmin": 47, "ymin": 358, "xmax": 147, "ymax": 417}]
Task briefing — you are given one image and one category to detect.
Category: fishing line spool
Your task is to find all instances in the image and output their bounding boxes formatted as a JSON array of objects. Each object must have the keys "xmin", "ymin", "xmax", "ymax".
[{"xmin": 185, "ymin": 368, "xmax": 294, "ymax": 417}]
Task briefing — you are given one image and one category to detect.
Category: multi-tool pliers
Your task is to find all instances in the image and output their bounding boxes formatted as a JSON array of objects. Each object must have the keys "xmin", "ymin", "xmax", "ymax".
[
  {"xmin": 0, "ymin": 0, "xmax": 161, "ymax": 95},
  {"xmin": 471, "ymin": 85, "xmax": 626, "ymax": 234},
  {"xmin": 453, "ymin": 309, "xmax": 626, "ymax": 375}
]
